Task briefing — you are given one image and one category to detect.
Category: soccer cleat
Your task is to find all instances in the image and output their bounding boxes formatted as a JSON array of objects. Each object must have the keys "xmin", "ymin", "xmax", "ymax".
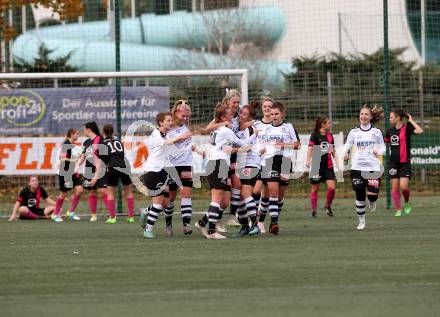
[
  {"xmin": 325, "ymin": 206, "xmax": 333, "ymax": 217},
  {"xmin": 195, "ymin": 221, "xmax": 208, "ymax": 237},
  {"xmin": 139, "ymin": 207, "xmax": 149, "ymax": 229},
  {"xmin": 183, "ymin": 223, "xmax": 193, "ymax": 235},
  {"xmin": 404, "ymin": 203, "xmax": 412, "ymax": 215},
  {"xmin": 311, "ymin": 209, "xmax": 317, "ymax": 218},
  {"xmin": 232, "ymin": 226, "xmax": 250, "ymax": 238},
  {"xmin": 165, "ymin": 225, "xmax": 174, "ymax": 237},
  {"xmin": 51, "ymin": 215, "xmax": 63, "ymax": 223},
  {"xmin": 90, "ymin": 214, "xmax": 98, "ymax": 222},
  {"xmin": 105, "ymin": 217, "xmax": 117, "ymax": 224},
  {"xmin": 216, "ymin": 220, "xmax": 227, "ymax": 233},
  {"xmin": 69, "ymin": 212, "xmax": 80, "ymax": 221},
  {"xmin": 269, "ymin": 223, "xmax": 279, "ymax": 235},
  {"xmin": 227, "ymin": 215, "xmax": 240, "ymax": 227},
  {"xmin": 143, "ymin": 229, "xmax": 154, "ymax": 239},
  {"xmin": 126, "ymin": 216, "xmax": 135, "ymax": 224},
  {"xmin": 356, "ymin": 221, "xmax": 366, "ymax": 230},
  {"xmin": 257, "ymin": 222, "xmax": 266, "ymax": 234},
  {"xmin": 369, "ymin": 201, "xmax": 377, "ymax": 213},
  {"xmin": 248, "ymin": 225, "xmax": 261, "ymax": 236},
  {"xmin": 394, "ymin": 210, "xmax": 403, "ymax": 217},
  {"xmin": 206, "ymin": 232, "xmax": 227, "ymax": 239}
]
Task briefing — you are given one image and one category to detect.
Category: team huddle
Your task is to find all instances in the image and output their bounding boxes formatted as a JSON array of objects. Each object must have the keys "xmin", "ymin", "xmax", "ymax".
[{"xmin": 8, "ymin": 89, "xmax": 424, "ymax": 240}]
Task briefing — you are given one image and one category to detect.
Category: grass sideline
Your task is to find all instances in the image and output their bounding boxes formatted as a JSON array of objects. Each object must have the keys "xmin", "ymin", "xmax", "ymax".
[{"xmin": 0, "ymin": 197, "xmax": 439, "ymax": 317}]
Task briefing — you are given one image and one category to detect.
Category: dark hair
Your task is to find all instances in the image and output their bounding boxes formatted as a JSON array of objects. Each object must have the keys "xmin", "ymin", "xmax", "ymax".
[
  {"xmin": 391, "ymin": 108, "xmax": 408, "ymax": 120},
  {"xmin": 314, "ymin": 116, "xmax": 329, "ymax": 133},
  {"xmin": 360, "ymin": 104, "xmax": 384, "ymax": 124},
  {"xmin": 214, "ymin": 104, "xmax": 230, "ymax": 123},
  {"xmin": 66, "ymin": 128, "xmax": 78, "ymax": 138},
  {"xmin": 271, "ymin": 101, "xmax": 286, "ymax": 113},
  {"xmin": 241, "ymin": 100, "xmax": 259, "ymax": 120},
  {"xmin": 156, "ymin": 112, "xmax": 172, "ymax": 126},
  {"xmin": 103, "ymin": 124, "xmax": 114, "ymax": 137},
  {"xmin": 84, "ymin": 121, "xmax": 101, "ymax": 136}
]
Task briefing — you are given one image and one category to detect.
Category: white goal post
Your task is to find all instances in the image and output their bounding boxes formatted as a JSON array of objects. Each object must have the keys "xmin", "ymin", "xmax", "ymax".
[{"xmin": 0, "ymin": 69, "xmax": 249, "ymax": 106}]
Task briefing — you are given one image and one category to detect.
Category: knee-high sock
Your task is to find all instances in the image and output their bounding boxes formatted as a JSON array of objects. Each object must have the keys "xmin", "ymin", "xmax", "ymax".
[
  {"xmin": 126, "ymin": 197, "xmax": 134, "ymax": 217},
  {"xmin": 326, "ymin": 188, "xmax": 335, "ymax": 207},
  {"xmin": 245, "ymin": 196, "xmax": 257, "ymax": 225},
  {"xmin": 107, "ymin": 199, "xmax": 116, "ymax": 218},
  {"xmin": 164, "ymin": 202, "xmax": 174, "ymax": 227},
  {"xmin": 207, "ymin": 202, "xmax": 220, "ymax": 233},
  {"xmin": 392, "ymin": 190, "xmax": 402, "ymax": 210},
  {"xmin": 146, "ymin": 203, "xmax": 163, "ymax": 230},
  {"xmin": 269, "ymin": 197, "xmax": 279, "ymax": 224},
  {"xmin": 180, "ymin": 197, "xmax": 192, "ymax": 225},
  {"xmin": 252, "ymin": 193, "xmax": 261, "ymax": 212},
  {"xmin": 22, "ymin": 210, "xmax": 40, "ymax": 220},
  {"xmin": 355, "ymin": 189, "xmax": 366, "ymax": 222},
  {"xmin": 237, "ymin": 200, "xmax": 248, "ymax": 226},
  {"xmin": 402, "ymin": 189, "xmax": 410, "ymax": 203},
  {"xmin": 89, "ymin": 194, "xmax": 97, "ymax": 214},
  {"xmin": 230, "ymin": 189, "xmax": 241, "ymax": 216},
  {"xmin": 54, "ymin": 197, "xmax": 64, "ymax": 216},
  {"xmin": 69, "ymin": 194, "xmax": 81, "ymax": 213},
  {"xmin": 259, "ymin": 197, "xmax": 269, "ymax": 222},
  {"xmin": 310, "ymin": 191, "xmax": 318, "ymax": 210}
]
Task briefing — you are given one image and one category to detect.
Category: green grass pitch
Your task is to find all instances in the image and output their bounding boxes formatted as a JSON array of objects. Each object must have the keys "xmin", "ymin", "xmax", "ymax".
[{"xmin": 1, "ymin": 197, "xmax": 439, "ymax": 317}]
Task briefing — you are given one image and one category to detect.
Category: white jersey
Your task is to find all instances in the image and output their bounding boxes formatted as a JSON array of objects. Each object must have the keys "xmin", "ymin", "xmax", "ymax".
[
  {"xmin": 166, "ymin": 124, "xmax": 192, "ymax": 166},
  {"xmin": 236, "ymin": 125, "xmax": 261, "ymax": 168},
  {"xmin": 144, "ymin": 129, "xmax": 170, "ymax": 172},
  {"xmin": 261, "ymin": 122, "xmax": 299, "ymax": 159},
  {"xmin": 343, "ymin": 124, "xmax": 386, "ymax": 171},
  {"xmin": 231, "ymin": 115, "xmax": 240, "ymax": 133},
  {"xmin": 208, "ymin": 126, "xmax": 256, "ymax": 163}
]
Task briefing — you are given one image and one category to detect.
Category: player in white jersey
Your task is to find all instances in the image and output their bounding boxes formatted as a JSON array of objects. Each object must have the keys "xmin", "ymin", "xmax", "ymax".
[
  {"xmin": 195, "ymin": 106, "xmax": 257, "ymax": 239},
  {"xmin": 164, "ymin": 100, "xmax": 206, "ymax": 236},
  {"xmin": 140, "ymin": 112, "xmax": 192, "ymax": 239},
  {"xmin": 260, "ymin": 102, "xmax": 300, "ymax": 235},
  {"xmin": 252, "ymin": 97, "xmax": 273, "ymax": 233},
  {"xmin": 343, "ymin": 105, "xmax": 385, "ymax": 230},
  {"xmin": 205, "ymin": 89, "xmax": 242, "ymax": 230},
  {"xmin": 233, "ymin": 102, "xmax": 262, "ymax": 237}
]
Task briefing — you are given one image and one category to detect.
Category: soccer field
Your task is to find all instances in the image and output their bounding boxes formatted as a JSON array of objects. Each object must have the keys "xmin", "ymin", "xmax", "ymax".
[{"xmin": 1, "ymin": 197, "xmax": 439, "ymax": 317}]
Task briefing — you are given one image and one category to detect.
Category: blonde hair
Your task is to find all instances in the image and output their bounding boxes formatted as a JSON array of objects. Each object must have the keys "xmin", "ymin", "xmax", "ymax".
[
  {"xmin": 171, "ymin": 100, "xmax": 191, "ymax": 125},
  {"xmin": 361, "ymin": 104, "xmax": 384, "ymax": 124},
  {"xmin": 222, "ymin": 89, "xmax": 241, "ymax": 105}
]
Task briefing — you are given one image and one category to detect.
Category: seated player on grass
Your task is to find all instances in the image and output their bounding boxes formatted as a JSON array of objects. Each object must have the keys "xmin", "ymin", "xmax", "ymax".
[{"xmin": 8, "ymin": 176, "xmax": 56, "ymax": 221}]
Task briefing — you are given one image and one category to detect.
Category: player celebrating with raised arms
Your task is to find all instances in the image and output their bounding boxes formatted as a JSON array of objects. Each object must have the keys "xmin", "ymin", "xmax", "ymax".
[
  {"xmin": 306, "ymin": 116, "xmax": 338, "ymax": 218},
  {"xmin": 102, "ymin": 124, "xmax": 135, "ymax": 224},
  {"xmin": 196, "ymin": 105, "xmax": 257, "ymax": 239},
  {"xmin": 259, "ymin": 102, "xmax": 300, "ymax": 235},
  {"xmin": 343, "ymin": 105, "xmax": 385, "ymax": 230},
  {"xmin": 51, "ymin": 128, "xmax": 83, "ymax": 222},
  {"xmin": 164, "ymin": 100, "xmax": 206, "ymax": 236},
  {"xmin": 385, "ymin": 109, "xmax": 423, "ymax": 217},
  {"xmin": 9, "ymin": 176, "xmax": 56, "ymax": 221},
  {"xmin": 139, "ymin": 112, "xmax": 192, "ymax": 239},
  {"xmin": 79, "ymin": 121, "xmax": 108, "ymax": 222}
]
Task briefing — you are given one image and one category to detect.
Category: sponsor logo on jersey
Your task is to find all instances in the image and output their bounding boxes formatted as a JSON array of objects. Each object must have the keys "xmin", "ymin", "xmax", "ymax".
[
  {"xmin": 28, "ymin": 198, "xmax": 37, "ymax": 207},
  {"xmin": 390, "ymin": 135, "xmax": 399, "ymax": 145}
]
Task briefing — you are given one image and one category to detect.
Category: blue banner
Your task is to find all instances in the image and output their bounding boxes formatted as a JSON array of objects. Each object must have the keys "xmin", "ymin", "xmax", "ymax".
[{"xmin": 0, "ymin": 86, "xmax": 169, "ymax": 135}]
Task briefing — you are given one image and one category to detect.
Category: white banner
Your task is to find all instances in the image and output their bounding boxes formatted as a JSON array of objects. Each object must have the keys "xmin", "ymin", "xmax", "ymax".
[{"xmin": 0, "ymin": 133, "xmax": 345, "ymax": 175}]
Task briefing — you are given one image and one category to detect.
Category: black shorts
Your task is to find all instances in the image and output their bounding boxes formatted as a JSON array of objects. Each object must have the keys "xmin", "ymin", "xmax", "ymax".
[
  {"xmin": 240, "ymin": 166, "xmax": 261, "ymax": 186},
  {"xmin": 388, "ymin": 162, "xmax": 411, "ymax": 179},
  {"xmin": 107, "ymin": 166, "xmax": 132, "ymax": 187},
  {"xmin": 84, "ymin": 172, "xmax": 108, "ymax": 190},
  {"xmin": 207, "ymin": 160, "xmax": 231, "ymax": 191},
  {"xmin": 168, "ymin": 166, "xmax": 193, "ymax": 191},
  {"xmin": 351, "ymin": 170, "xmax": 381, "ymax": 194},
  {"xmin": 261, "ymin": 156, "xmax": 292, "ymax": 187},
  {"xmin": 20, "ymin": 207, "xmax": 45, "ymax": 219},
  {"xmin": 310, "ymin": 168, "xmax": 336, "ymax": 184},
  {"xmin": 59, "ymin": 173, "xmax": 83, "ymax": 192},
  {"xmin": 142, "ymin": 169, "xmax": 169, "ymax": 197}
]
